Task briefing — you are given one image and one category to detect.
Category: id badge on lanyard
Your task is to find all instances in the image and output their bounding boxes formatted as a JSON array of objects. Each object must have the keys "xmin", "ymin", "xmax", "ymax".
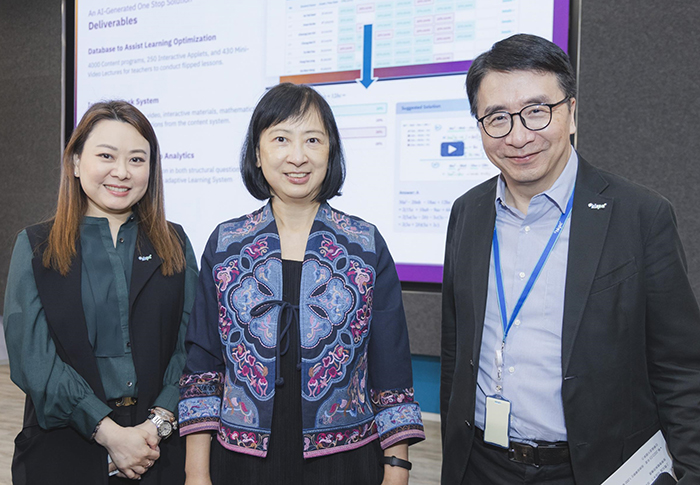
[{"xmin": 484, "ymin": 395, "xmax": 511, "ymax": 448}]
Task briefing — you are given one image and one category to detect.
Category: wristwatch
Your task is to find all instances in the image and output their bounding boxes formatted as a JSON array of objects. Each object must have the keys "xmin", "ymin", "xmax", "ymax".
[{"xmin": 148, "ymin": 410, "xmax": 176, "ymax": 439}]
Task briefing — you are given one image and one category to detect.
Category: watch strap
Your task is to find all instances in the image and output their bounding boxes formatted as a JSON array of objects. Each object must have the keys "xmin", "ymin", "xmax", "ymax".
[
  {"xmin": 149, "ymin": 407, "xmax": 178, "ymax": 429},
  {"xmin": 380, "ymin": 455, "xmax": 412, "ymax": 470},
  {"xmin": 148, "ymin": 413, "xmax": 164, "ymax": 428},
  {"xmin": 148, "ymin": 413, "xmax": 172, "ymax": 438}
]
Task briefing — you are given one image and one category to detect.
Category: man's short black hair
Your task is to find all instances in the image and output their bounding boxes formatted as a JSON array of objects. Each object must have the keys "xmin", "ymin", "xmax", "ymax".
[
  {"xmin": 466, "ymin": 34, "xmax": 576, "ymax": 117},
  {"xmin": 240, "ymin": 82, "xmax": 345, "ymax": 202}
]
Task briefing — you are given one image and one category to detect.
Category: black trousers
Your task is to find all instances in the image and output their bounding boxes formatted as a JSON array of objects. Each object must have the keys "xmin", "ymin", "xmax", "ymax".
[{"xmin": 463, "ymin": 434, "xmax": 576, "ymax": 485}]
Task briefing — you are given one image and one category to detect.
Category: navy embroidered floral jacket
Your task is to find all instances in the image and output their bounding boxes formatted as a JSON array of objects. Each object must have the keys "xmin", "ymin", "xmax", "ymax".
[{"xmin": 179, "ymin": 203, "xmax": 425, "ymax": 458}]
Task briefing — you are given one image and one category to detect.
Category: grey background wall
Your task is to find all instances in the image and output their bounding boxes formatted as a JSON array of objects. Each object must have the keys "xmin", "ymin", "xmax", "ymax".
[
  {"xmin": 575, "ymin": 1, "xmax": 700, "ymax": 288},
  {"xmin": 2, "ymin": 1, "xmax": 699, "ymax": 358},
  {"xmin": 0, "ymin": 0, "xmax": 63, "ymax": 317}
]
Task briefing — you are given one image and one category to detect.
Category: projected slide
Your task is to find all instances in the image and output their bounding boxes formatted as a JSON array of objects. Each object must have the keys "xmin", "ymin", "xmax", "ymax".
[{"xmin": 75, "ymin": 0, "xmax": 569, "ymax": 282}]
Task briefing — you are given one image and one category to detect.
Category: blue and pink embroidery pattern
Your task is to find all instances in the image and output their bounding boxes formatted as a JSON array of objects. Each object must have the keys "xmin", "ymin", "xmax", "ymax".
[{"xmin": 179, "ymin": 204, "xmax": 424, "ymax": 458}]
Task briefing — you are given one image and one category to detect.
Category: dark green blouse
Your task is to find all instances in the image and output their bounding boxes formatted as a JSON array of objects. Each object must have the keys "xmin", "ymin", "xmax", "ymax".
[
  {"xmin": 80, "ymin": 216, "xmax": 139, "ymax": 401},
  {"xmin": 3, "ymin": 217, "xmax": 198, "ymax": 438}
]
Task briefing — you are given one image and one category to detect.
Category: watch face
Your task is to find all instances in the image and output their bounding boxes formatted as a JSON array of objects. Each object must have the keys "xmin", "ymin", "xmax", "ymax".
[{"xmin": 159, "ymin": 420, "xmax": 173, "ymax": 438}]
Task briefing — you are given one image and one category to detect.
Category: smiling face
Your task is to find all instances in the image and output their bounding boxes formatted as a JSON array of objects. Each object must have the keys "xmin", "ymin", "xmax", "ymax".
[
  {"xmin": 256, "ymin": 108, "xmax": 329, "ymax": 207},
  {"xmin": 74, "ymin": 119, "xmax": 150, "ymax": 222},
  {"xmin": 476, "ymin": 70, "xmax": 576, "ymax": 200}
]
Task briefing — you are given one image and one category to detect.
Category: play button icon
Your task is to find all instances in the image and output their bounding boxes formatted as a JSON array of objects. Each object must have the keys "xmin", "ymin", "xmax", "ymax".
[{"xmin": 441, "ymin": 141, "xmax": 464, "ymax": 157}]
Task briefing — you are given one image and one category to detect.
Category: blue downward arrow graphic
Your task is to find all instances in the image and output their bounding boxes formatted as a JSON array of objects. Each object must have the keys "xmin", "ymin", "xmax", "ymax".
[{"xmin": 357, "ymin": 24, "xmax": 376, "ymax": 88}]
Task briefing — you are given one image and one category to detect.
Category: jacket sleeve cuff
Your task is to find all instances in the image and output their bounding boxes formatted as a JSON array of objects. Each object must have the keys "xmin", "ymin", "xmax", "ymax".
[
  {"xmin": 72, "ymin": 393, "xmax": 112, "ymax": 439},
  {"xmin": 178, "ymin": 371, "xmax": 223, "ymax": 436},
  {"xmin": 372, "ymin": 388, "xmax": 426, "ymax": 448}
]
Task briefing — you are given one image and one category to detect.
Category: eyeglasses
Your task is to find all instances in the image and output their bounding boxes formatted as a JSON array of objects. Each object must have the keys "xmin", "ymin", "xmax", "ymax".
[{"xmin": 477, "ymin": 97, "xmax": 571, "ymax": 139}]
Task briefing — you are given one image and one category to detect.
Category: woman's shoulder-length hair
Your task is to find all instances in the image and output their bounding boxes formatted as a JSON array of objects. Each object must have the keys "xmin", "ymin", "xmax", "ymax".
[
  {"xmin": 43, "ymin": 100, "xmax": 185, "ymax": 276},
  {"xmin": 240, "ymin": 83, "xmax": 346, "ymax": 202}
]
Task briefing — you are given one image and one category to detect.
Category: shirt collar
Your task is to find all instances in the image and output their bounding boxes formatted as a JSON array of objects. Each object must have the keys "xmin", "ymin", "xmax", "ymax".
[
  {"xmin": 495, "ymin": 147, "xmax": 579, "ymax": 214},
  {"xmin": 82, "ymin": 213, "xmax": 138, "ymax": 227}
]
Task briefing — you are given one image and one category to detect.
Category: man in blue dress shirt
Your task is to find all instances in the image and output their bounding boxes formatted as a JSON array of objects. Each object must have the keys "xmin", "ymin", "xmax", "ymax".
[{"xmin": 440, "ymin": 34, "xmax": 700, "ymax": 484}]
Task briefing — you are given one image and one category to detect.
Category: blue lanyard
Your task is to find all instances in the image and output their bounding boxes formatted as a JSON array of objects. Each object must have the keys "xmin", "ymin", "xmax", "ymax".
[{"xmin": 492, "ymin": 187, "xmax": 575, "ymax": 342}]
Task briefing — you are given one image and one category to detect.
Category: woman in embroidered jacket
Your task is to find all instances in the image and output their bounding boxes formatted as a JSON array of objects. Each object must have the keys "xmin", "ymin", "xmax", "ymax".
[
  {"xmin": 3, "ymin": 101, "xmax": 198, "ymax": 484},
  {"xmin": 179, "ymin": 83, "xmax": 425, "ymax": 484}
]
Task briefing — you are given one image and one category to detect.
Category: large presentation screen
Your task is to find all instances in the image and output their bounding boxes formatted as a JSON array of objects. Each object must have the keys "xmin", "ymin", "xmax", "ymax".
[{"xmin": 75, "ymin": 0, "xmax": 569, "ymax": 282}]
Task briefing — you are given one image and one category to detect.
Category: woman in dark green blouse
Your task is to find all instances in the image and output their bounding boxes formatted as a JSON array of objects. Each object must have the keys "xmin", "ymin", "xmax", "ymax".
[{"xmin": 3, "ymin": 101, "xmax": 197, "ymax": 485}]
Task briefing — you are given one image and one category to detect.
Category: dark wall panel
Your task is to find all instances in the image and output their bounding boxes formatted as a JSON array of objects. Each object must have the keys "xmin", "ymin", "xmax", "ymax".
[
  {"xmin": 576, "ymin": 1, "xmax": 700, "ymax": 290},
  {"xmin": 403, "ymin": 290, "xmax": 441, "ymax": 356},
  {"xmin": 0, "ymin": 0, "xmax": 63, "ymax": 313}
]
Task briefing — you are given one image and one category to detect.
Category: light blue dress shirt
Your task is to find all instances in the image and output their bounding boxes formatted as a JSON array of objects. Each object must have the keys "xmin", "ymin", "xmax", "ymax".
[{"xmin": 475, "ymin": 148, "xmax": 578, "ymax": 442}]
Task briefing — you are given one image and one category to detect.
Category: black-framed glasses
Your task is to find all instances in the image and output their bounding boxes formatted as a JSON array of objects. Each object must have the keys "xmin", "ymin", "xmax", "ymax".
[{"xmin": 477, "ymin": 97, "xmax": 571, "ymax": 139}]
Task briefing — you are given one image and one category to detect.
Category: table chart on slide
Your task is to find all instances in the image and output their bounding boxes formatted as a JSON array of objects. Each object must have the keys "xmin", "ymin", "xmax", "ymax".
[{"xmin": 277, "ymin": 0, "xmax": 553, "ymax": 80}]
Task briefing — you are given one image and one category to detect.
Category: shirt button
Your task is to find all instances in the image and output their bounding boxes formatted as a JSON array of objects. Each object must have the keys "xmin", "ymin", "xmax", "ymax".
[
  {"xmin": 514, "ymin": 319, "xmax": 521, "ymax": 326},
  {"xmin": 519, "ymin": 272, "xmax": 526, "ymax": 279},
  {"xmin": 127, "ymin": 381, "xmax": 133, "ymax": 387},
  {"xmin": 509, "ymin": 366, "xmax": 515, "ymax": 374},
  {"xmin": 524, "ymin": 226, "xmax": 531, "ymax": 232},
  {"xmin": 119, "ymin": 238, "xmax": 124, "ymax": 243},
  {"xmin": 495, "ymin": 385, "xmax": 502, "ymax": 393}
]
